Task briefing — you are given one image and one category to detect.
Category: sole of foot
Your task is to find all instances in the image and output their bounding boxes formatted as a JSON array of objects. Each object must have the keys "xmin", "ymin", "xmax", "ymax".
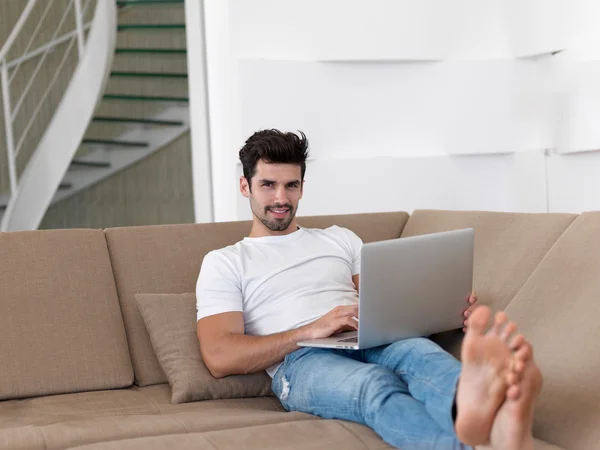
[{"xmin": 455, "ymin": 306, "xmax": 529, "ymax": 446}]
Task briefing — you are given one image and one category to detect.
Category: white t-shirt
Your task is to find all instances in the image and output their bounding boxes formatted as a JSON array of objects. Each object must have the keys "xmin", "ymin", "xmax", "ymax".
[{"xmin": 196, "ymin": 225, "xmax": 362, "ymax": 377}]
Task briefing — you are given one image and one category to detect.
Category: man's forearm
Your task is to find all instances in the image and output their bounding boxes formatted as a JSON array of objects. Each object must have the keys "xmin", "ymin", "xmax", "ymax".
[{"xmin": 204, "ymin": 325, "xmax": 314, "ymax": 378}]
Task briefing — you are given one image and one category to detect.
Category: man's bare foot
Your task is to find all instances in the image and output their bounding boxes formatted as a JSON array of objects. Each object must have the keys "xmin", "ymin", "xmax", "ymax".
[
  {"xmin": 454, "ymin": 306, "xmax": 529, "ymax": 446},
  {"xmin": 488, "ymin": 355, "xmax": 542, "ymax": 450}
]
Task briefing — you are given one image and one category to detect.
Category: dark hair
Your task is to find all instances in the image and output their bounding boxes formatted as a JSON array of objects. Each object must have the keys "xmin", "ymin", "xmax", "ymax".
[{"xmin": 239, "ymin": 129, "xmax": 309, "ymax": 190}]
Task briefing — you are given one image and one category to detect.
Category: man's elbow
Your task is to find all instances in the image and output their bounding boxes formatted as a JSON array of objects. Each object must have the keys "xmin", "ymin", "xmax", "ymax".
[
  {"xmin": 200, "ymin": 347, "xmax": 231, "ymax": 379},
  {"xmin": 207, "ymin": 365, "xmax": 228, "ymax": 379}
]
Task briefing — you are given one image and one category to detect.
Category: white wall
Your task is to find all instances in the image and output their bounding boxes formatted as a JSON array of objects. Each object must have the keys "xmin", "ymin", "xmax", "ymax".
[
  {"xmin": 185, "ymin": 0, "xmax": 214, "ymax": 223},
  {"xmin": 236, "ymin": 151, "xmax": 549, "ymax": 220},
  {"xmin": 193, "ymin": 0, "xmax": 600, "ymax": 222}
]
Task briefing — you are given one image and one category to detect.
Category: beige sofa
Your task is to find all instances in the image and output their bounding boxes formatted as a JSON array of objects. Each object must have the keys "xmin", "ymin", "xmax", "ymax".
[{"xmin": 1, "ymin": 210, "xmax": 598, "ymax": 450}]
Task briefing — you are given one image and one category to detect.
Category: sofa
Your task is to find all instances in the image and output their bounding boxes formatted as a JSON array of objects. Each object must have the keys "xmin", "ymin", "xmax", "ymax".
[{"xmin": 1, "ymin": 209, "xmax": 598, "ymax": 450}]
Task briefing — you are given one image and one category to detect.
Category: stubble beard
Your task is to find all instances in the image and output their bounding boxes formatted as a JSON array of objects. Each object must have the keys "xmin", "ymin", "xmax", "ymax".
[{"xmin": 251, "ymin": 201, "xmax": 296, "ymax": 232}]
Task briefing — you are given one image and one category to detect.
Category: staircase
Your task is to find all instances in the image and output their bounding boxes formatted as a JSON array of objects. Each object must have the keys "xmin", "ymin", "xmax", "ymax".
[
  {"xmin": 0, "ymin": 0, "xmax": 189, "ymax": 229},
  {"xmin": 53, "ymin": 0, "xmax": 190, "ymax": 209}
]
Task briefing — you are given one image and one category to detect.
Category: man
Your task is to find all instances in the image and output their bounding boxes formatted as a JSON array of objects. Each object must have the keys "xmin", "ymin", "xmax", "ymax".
[{"xmin": 196, "ymin": 129, "xmax": 542, "ymax": 450}]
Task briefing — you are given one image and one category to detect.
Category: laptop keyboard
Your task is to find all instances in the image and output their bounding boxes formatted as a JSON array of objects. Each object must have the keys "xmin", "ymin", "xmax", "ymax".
[{"xmin": 339, "ymin": 337, "xmax": 358, "ymax": 343}]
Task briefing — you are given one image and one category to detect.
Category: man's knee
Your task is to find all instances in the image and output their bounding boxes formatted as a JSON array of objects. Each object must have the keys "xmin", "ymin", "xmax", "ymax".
[{"xmin": 358, "ymin": 365, "xmax": 406, "ymax": 411}]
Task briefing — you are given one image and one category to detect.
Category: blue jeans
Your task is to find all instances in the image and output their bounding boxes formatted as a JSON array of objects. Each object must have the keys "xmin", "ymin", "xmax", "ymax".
[{"xmin": 271, "ymin": 337, "xmax": 471, "ymax": 450}]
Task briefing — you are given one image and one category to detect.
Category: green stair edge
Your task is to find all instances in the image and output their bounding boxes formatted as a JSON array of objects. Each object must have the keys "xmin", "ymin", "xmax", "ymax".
[
  {"xmin": 82, "ymin": 139, "xmax": 148, "ymax": 147},
  {"xmin": 110, "ymin": 71, "xmax": 187, "ymax": 78},
  {"xmin": 93, "ymin": 116, "xmax": 184, "ymax": 126},
  {"xmin": 118, "ymin": 24, "xmax": 185, "ymax": 30},
  {"xmin": 70, "ymin": 160, "xmax": 111, "ymax": 168},
  {"xmin": 117, "ymin": 0, "xmax": 184, "ymax": 5},
  {"xmin": 103, "ymin": 94, "xmax": 189, "ymax": 102},
  {"xmin": 115, "ymin": 48, "xmax": 186, "ymax": 54}
]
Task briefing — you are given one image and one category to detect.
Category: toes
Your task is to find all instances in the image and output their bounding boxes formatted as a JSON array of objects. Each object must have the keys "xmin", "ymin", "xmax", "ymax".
[
  {"xmin": 514, "ymin": 342, "xmax": 532, "ymax": 363},
  {"xmin": 509, "ymin": 334, "xmax": 525, "ymax": 351},
  {"xmin": 506, "ymin": 370, "xmax": 520, "ymax": 386},
  {"xmin": 514, "ymin": 359, "xmax": 526, "ymax": 373},
  {"xmin": 490, "ymin": 311, "xmax": 508, "ymax": 335},
  {"xmin": 499, "ymin": 321, "xmax": 517, "ymax": 342},
  {"xmin": 465, "ymin": 306, "xmax": 491, "ymax": 335},
  {"xmin": 507, "ymin": 384, "xmax": 521, "ymax": 401}
]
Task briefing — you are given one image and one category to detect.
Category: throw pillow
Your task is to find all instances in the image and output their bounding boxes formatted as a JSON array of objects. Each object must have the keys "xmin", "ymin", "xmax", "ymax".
[{"xmin": 134, "ymin": 293, "xmax": 273, "ymax": 403}]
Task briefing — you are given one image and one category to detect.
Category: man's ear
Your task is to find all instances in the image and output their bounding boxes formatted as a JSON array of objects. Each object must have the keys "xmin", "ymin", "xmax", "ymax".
[{"xmin": 240, "ymin": 176, "xmax": 250, "ymax": 198}]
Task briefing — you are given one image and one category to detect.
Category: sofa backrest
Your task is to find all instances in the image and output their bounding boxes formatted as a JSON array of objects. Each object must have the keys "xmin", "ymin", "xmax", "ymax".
[
  {"xmin": 0, "ymin": 229, "xmax": 133, "ymax": 400},
  {"xmin": 104, "ymin": 212, "xmax": 410, "ymax": 386},
  {"xmin": 401, "ymin": 210, "xmax": 576, "ymax": 357},
  {"xmin": 504, "ymin": 212, "xmax": 600, "ymax": 450}
]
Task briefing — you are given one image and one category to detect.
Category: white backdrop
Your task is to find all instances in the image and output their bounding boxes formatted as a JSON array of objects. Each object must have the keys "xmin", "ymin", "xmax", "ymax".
[{"xmin": 191, "ymin": 0, "xmax": 600, "ymax": 221}]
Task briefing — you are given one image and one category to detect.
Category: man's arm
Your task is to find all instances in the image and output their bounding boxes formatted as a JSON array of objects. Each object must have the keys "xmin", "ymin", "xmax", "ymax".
[{"xmin": 198, "ymin": 305, "xmax": 359, "ymax": 378}]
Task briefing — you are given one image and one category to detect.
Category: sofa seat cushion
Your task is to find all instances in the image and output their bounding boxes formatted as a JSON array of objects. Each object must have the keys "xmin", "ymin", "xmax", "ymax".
[
  {"xmin": 45, "ymin": 422, "xmax": 570, "ymax": 450},
  {"xmin": 0, "ymin": 388, "xmax": 160, "ymax": 429},
  {"xmin": 0, "ymin": 384, "xmax": 314, "ymax": 450},
  {"xmin": 0, "ymin": 383, "xmax": 566, "ymax": 450},
  {"xmin": 65, "ymin": 420, "xmax": 395, "ymax": 450},
  {"xmin": 0, "ymin": 423, "xmax": 566, "ymax": 450}
]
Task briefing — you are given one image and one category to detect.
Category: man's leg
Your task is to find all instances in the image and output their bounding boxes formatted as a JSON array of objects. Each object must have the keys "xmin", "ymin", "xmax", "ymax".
[
  {"xmin": 363, "ymin": 337, "xmax": 461, "ymax": 435},
  {"xmin": 272, "ymin": 346, "xmax": 469, "ymax": 450},
  {"xmin": 364, "ymin": 307, "xmax": 530, "ymax": 446}
]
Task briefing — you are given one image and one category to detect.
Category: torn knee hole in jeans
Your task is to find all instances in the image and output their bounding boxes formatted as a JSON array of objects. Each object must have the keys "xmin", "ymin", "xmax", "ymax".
[{"xmin": 279, "ymin": 376, "xmax": 290, "ymax": 401}]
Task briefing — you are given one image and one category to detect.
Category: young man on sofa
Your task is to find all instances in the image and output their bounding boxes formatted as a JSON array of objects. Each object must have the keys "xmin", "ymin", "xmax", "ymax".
[{"xmin": 196, "ymin": 129, "xmax": 542, "ymax": 450}]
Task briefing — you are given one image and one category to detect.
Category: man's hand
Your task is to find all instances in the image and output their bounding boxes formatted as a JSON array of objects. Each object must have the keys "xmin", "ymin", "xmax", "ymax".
[
  {"xmin": 306, "ymin": 305, "xmax": 359, "ymax": 340},
  {"xmin": 462, "ymin": 291, "xmax": 478, "ymax": 333}
]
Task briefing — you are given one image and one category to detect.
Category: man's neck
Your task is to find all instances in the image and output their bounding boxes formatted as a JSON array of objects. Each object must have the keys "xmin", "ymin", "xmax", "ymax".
[{"xmin": 249, "ymin": 219, "xmax": 299, "ymax": 238}]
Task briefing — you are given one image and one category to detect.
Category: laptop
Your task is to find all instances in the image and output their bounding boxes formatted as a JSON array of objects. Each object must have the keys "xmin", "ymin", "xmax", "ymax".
[{"xmin": 297, "ymin": 228, "xmax": 474, "ymax": 350}]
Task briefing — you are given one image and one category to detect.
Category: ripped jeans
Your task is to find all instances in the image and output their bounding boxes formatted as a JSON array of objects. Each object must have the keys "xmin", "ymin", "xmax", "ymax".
[{"xmin": 271, "ymin": 337, "xmax": 472, "ymax": 450}]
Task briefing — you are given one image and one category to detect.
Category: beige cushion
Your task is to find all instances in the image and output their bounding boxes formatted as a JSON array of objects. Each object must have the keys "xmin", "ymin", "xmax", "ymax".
[
  {"xmin": 65, "ymin": 421, "xmax": 394, "ymax": 450},
  {"xmin": 401, "ymin": 210, "xmax": 576, "ymax": 358},
  {"xmin": 532, "ymin": 440, "xmax": 567, "ymax": 450},
  {"xmin": 134, "ymin": 293, "xmax": 273, "ymax": 403},
  {"xmin": 134, "ymin": 383, "xmax": 286, "ymax": 414},
  {"xmin": 0, "ymin": 388, "xmax": 158, "ymax": 430},
  {"xmin": 0, "ymin": 428, "xmax": 45, "ymax": 450},
  {"xmin": 0, "ymin": 383, "xmax": 311, "ymax": 450},
  {"xmin": 104, "ymin": 212, "xmax": 409, "ymax": 386},
  {"xmin": 504, "ymin": 212, "xmax": 600, "ymax": 450},
  {"xmin": 0, "ymin": 229, "xmax": 133, "ymax": 401},
  {"xmin": 297, "ymin": 212, "xmax": 409, "ymax": 244}
]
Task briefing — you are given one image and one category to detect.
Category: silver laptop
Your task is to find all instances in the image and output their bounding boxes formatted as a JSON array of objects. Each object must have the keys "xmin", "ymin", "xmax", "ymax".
[{"xmin": 297, "ymin": 228, "xmax": 474, "ymax": 350}]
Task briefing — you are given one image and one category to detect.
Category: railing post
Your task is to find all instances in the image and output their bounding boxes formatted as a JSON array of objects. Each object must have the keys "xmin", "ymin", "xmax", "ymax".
[
  {"xmin": 1, "ymin": 60, "xmax": 18, "ymax": 196},
  {"xmin": 74, "ymin": 0, "xmax": 85, "ymax": 58}
]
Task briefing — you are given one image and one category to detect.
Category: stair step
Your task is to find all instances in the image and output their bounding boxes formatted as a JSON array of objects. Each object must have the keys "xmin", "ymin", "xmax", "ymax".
[
  {"xmin": 110, "ymin": 71, "xmax": 187, "ymax": 78},
  {"xmin": 117, "ymin": 0, "xmax": 184, "ymax": 5},
  {"xmin": 103, "ymin": 94, "xmax": 189, "ymax": 102},
  {"xmin": 117, "ymin": 24, "xmax": 185, "ymax": 31},
  {"xmin": 70, "ymin": 160, "xmax": 111, "ymax": 168},
  {"xmin": 82, "ymin": 139, "xmax": 149, "ymax": 148},
  {"xmin": 92, "ymin": 116, "xmax": 184, "ymax": 126},
  {"xmin": 115, "ymin": 48, "xmax": 186, "ymax": 54}
]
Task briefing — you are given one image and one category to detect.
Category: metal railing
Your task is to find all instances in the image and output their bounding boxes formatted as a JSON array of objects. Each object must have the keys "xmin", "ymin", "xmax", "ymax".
[{"xmin": 0, "ymin": 0, "xmax": 92, "ymax": 197}]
